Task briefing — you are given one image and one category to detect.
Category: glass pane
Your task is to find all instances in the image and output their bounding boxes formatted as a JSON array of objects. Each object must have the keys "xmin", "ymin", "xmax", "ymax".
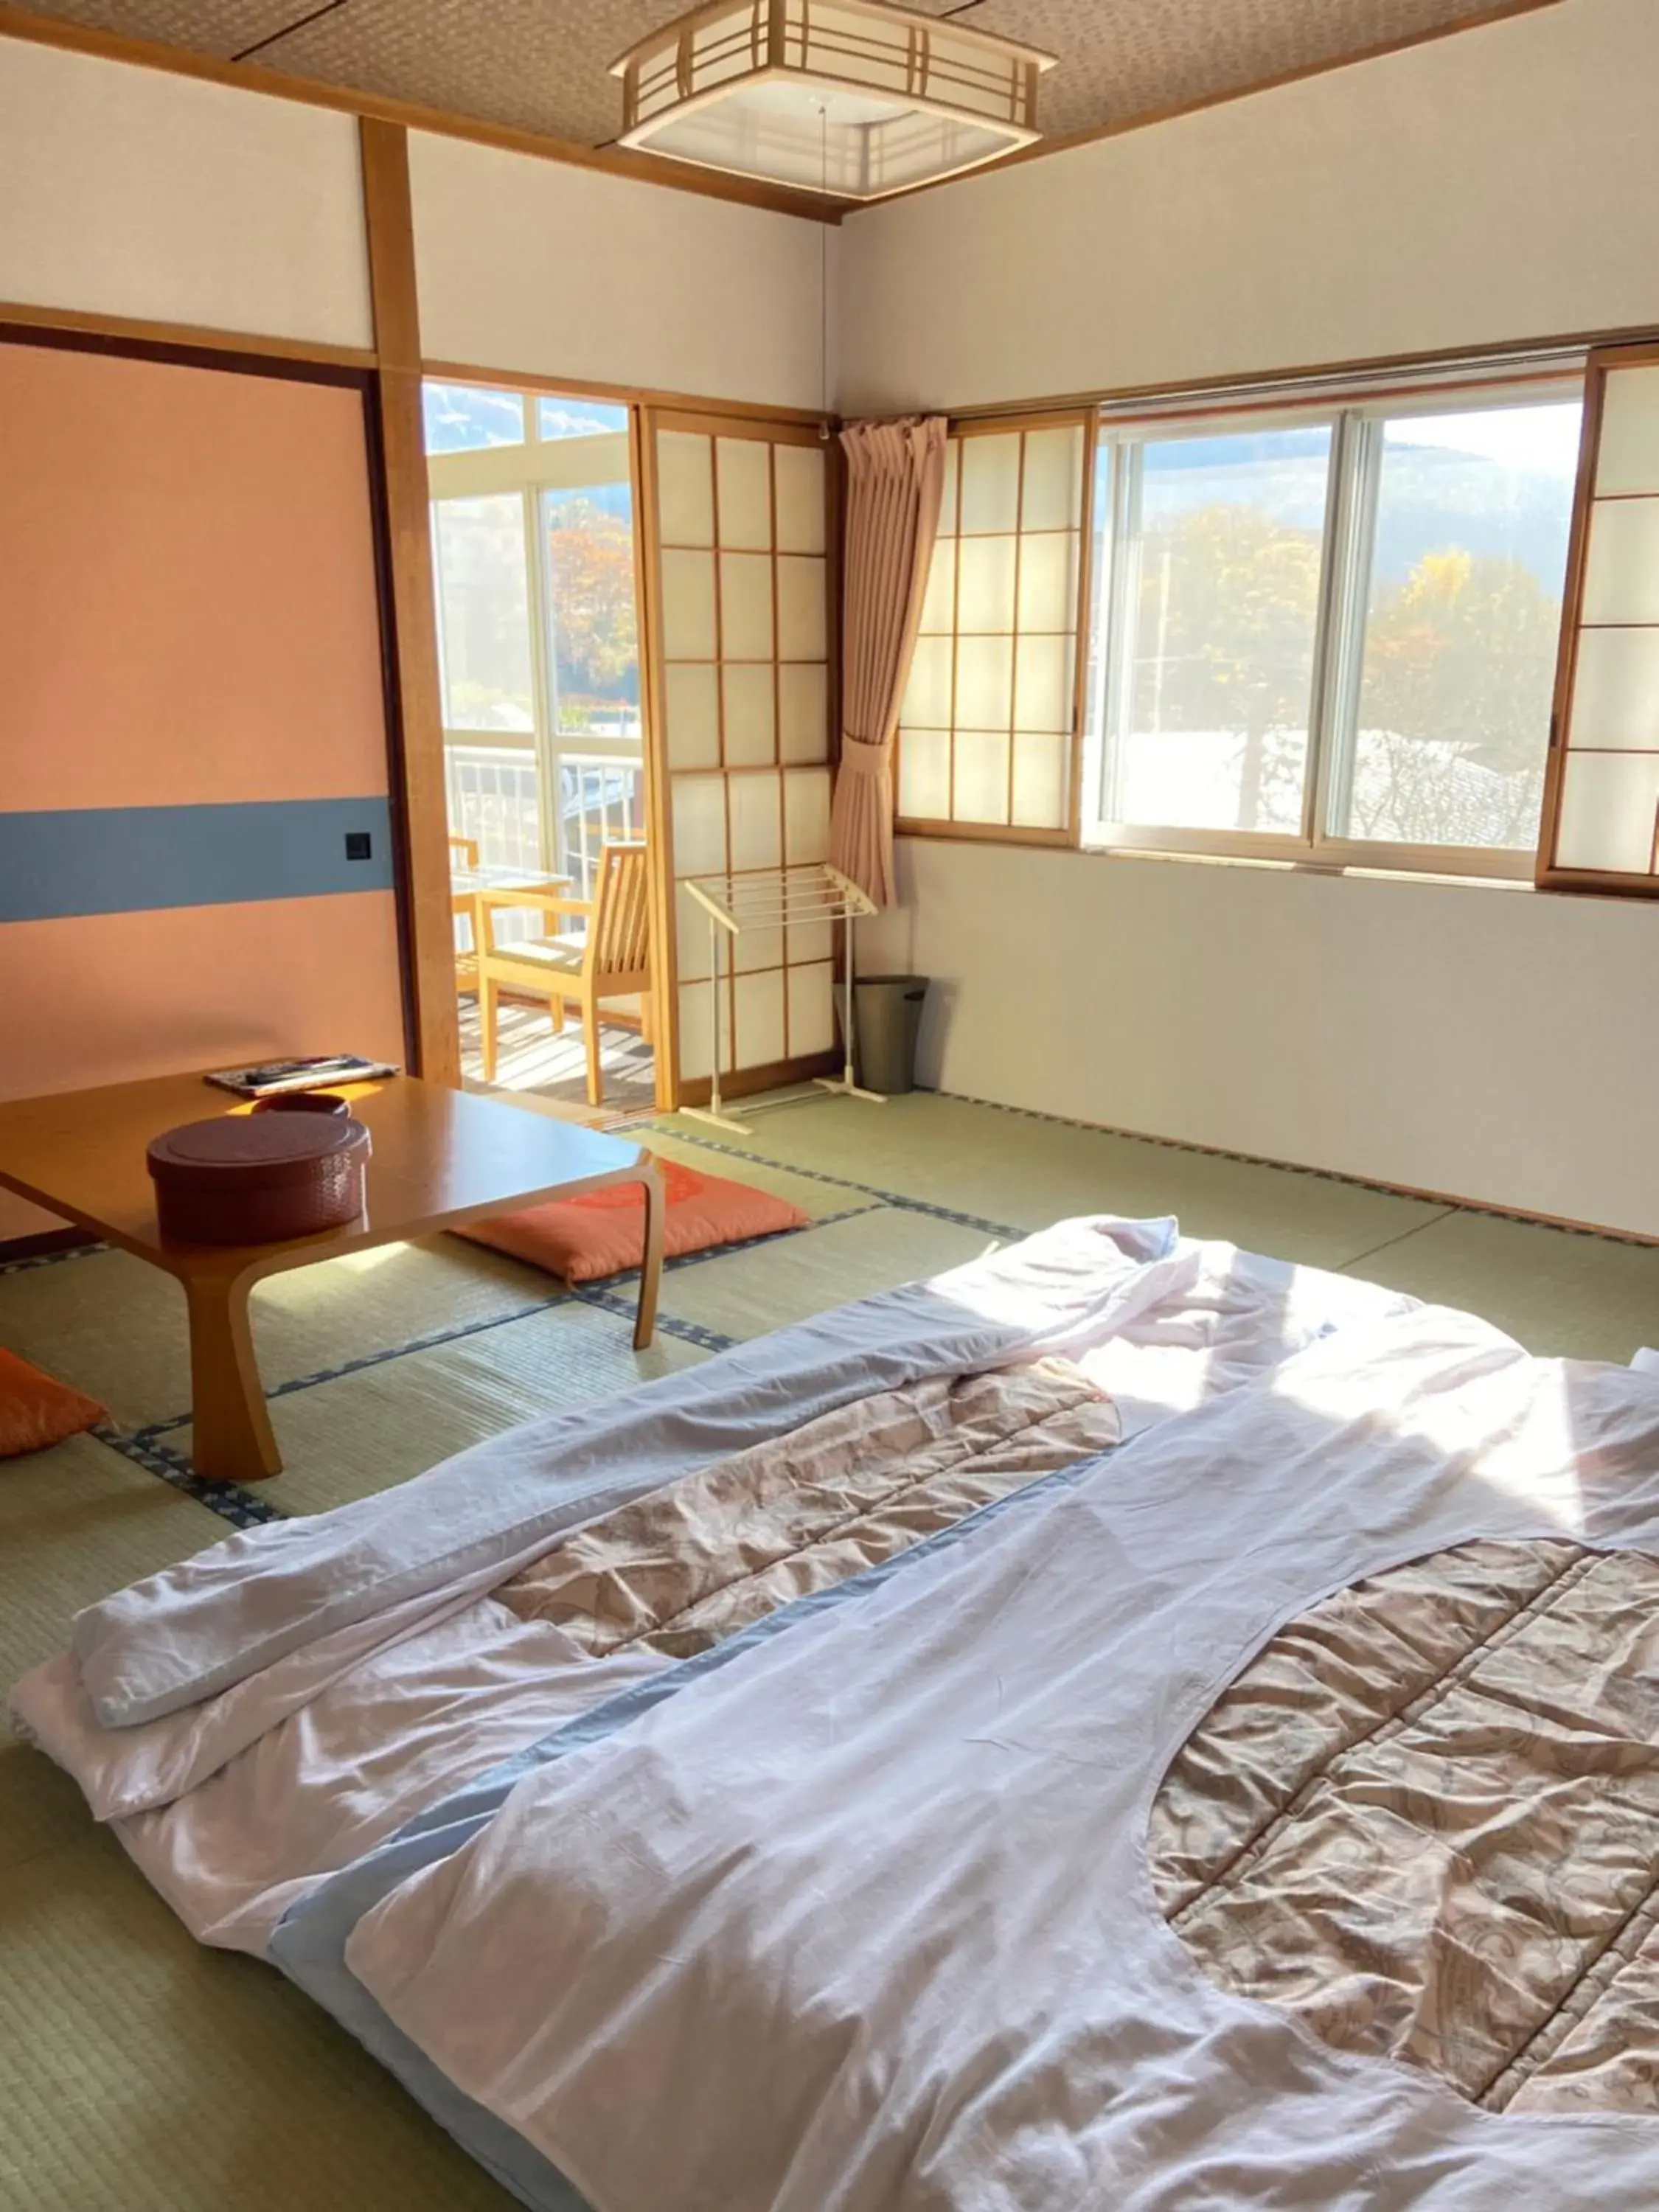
[
  {"xmin": 537, "ymin": 395, "xmax": 627, "ymax": 440},
  {"xmin": 431, "ymin": 495, "xmax": 534, "ymax": 732},
  {"xmin": 1342, "ymin": 400, "xmax": 1579, "ymax": 850},
  {"xmin": 1102, "ymin": 425, "xmax": 1330, "ymax": 834},
  {"xmin": 541, "ymin": 481, "xmax": 639, "ymax": 740},
  {"xmin": 422, "ymin": 383, "xmax": 525, "ymax": 454}
]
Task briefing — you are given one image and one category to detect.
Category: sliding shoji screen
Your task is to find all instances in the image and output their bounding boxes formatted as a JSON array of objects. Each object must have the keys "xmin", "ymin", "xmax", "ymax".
[
  {"xmin": 1543, "ymin": 344, "xmax": 1659, "ymax": 888},
  {"xmin": 644, "ymin": 412, "xmax": 837, "ymax": 1089},
  {"xmin": 895, "ymin": 414, "xmax": 1092, "ymax": 844}
]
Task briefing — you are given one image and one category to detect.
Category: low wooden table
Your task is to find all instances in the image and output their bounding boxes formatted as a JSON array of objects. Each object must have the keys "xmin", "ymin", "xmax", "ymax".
[{"xmin": 0, "ymin": 1072, "xmax": 664, "ymax": 1484}]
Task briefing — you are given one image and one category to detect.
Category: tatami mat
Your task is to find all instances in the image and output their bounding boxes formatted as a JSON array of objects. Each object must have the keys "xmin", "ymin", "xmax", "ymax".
[
  {"xmin": 1346, "ymin": 1208, "xmax": 1659, "ymax": 1363},
  {"xmin": 0, "ymin": 1431, "xmax": 223, "ymax": 1686},
  {"xmin": 658, "ymin": 1203, "xmax": 1000, "ymax": 1342},
  {"xmin": 0, "ymin": 1239, "xmax": 560, "ymax": 1433},
  {"xmin": 162, "ymin": 1295, "xmax": 711, "ymax": 1518},
  {"xmin": 7, "ymin": 1088, "xmax": 1659, "ymax": 2212},
  {"xmin": 0, "ymin": 1832, "xmax": 514, "ymax": 2212},
  {"xmin": 652, "ymin": 1094, "xmax": 1449, "ymax": 1269}
]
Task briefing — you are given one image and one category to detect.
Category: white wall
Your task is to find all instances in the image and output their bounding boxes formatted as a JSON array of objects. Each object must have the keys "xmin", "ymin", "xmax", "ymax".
[
  {"xmin": 0, "ymin": 38, "xmax": 832, "ymax": 415},
  {"xmin": 838, "ymin": 0, "xmax": 1659, "ymax": 414},
  {"xmin": 410, "ymin": 132, "xmax": 832, "ymax": 412},
  {"xmin": 863, "ymin": 841, "xmax": 1659, "ymax": 1237},
  {"xmin": 840, "ymin": 0, "xmax": 1659, "ymax": 1235},
  {"xmin": 0, "ymin": 39, "xmax": 374, "ymax": 348}
]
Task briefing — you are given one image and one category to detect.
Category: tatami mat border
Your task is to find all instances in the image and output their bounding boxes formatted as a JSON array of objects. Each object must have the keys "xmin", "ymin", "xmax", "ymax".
[
  {"xmin": 647, "ymin": 1125, "xmax": 1027, "ymax": 1242},
  {"xmin": 6, "ymin": 1158, "xmax": 1028, "ymax": 1536}
]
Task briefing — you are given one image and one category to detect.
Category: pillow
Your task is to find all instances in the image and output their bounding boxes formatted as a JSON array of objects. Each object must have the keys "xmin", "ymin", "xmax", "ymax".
[
  {"xmin": 0, "ymin": 1349, "xmax": 107, "ymax": 1459},
  {"xmin": 456, "ymin": 1157, "xmax": 810, "ymax": 1283}
]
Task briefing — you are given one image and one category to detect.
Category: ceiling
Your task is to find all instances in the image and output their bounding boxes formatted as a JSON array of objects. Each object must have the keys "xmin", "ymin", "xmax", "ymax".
[{"xmin": 22, "ymin": 0, "xmax": 1549, "ymax": 178}]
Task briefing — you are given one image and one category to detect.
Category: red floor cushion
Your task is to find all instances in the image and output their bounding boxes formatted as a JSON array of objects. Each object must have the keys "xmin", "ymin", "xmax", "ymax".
[
  {"xmin": 456, "ymin": 1156, "xmax": 811, "ymax": 1284},
  {"xmin": 0, "ymin": 1348, "xmax": 107, "ymax": 1459}
]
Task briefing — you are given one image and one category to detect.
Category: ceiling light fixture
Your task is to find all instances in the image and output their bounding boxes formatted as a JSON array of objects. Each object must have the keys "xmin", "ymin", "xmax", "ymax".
[{"xmin": 611, "ymin": 0, "xmax": 1056, "ymax": 203}]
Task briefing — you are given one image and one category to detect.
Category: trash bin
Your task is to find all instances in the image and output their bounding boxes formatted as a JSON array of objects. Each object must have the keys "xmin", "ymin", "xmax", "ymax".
[{"xmin": 852, "ymin": 975, "xmax": 929, "ymax": 1096}]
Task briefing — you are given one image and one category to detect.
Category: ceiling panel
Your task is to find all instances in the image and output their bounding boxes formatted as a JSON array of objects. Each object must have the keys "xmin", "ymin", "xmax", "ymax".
[
  {"xmin": 21, "ymin": 0, "xmax": 308, "ymax": 60},
  {"xmin": 959, "ymin": 0, "xmax": 1538, "ymax": 145},
  {"xmin": 17, "ymin": 0, "xmax": 1550, "ymax": 162}
]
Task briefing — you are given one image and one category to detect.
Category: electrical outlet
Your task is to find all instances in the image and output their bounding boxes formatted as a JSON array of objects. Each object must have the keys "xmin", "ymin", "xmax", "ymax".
[{"xmin": 344, "ymin": 831, "xmax": 372, "ymax": 861}]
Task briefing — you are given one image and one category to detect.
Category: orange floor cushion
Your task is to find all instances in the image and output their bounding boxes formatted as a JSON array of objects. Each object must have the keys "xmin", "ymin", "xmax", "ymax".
[
  {"xmin": 456, "ymin": 1157, "xmax": 810, "ymax": 1284},
  {"xmin": 0, "ymin": 1348, "xmax": 107, "ymax": 1459}
]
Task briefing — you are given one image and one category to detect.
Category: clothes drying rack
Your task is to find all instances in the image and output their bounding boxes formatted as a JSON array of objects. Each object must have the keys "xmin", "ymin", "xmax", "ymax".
[{"xmin": 681, "ymin": 863, "xmax": 882, "ymax": 1136}]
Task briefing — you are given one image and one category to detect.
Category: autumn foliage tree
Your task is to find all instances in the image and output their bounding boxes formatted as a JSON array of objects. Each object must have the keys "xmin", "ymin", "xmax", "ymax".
[
  {"xmin": 544, "ymin": 498, "xmax": 639, "ymax": 727},
  {"xmin": 1131, "ymin": 505, "xmax": 1560, "ymax": 844}
]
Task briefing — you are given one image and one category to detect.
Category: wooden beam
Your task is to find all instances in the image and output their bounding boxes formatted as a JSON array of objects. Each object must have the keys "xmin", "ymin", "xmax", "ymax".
[{"xmin": 360, "ymin": 116, "xmax": 460, "ymax": 1088}]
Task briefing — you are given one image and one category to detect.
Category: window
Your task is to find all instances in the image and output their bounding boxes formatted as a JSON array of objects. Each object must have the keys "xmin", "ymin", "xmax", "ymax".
[
  {"xmin": 897, "ymin": 419, "xmax": 1090, "ymax": 838},
  {"xmin": 425, "ymin": 384, "xmax": 645, "ymax": 899},
  {"xmin": 1084, "ymin": 378, "xmax": 1584, "ymax": 875},
  {"xmin": 1542, "ymin": 345, "xmax": 1659, "ymax": 888}
]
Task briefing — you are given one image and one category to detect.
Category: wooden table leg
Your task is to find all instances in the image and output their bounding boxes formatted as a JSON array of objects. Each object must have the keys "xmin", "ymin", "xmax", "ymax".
[
  {"xmin": 183, "ymin": 1271, "xmax": 282, "ymax": 1481},
  {"xmin": 634, "ymin": 1160, "xmax": 664, "ymax": 1351}
]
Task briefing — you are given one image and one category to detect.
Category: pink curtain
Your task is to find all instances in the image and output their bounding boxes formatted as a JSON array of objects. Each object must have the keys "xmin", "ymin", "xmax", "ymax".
[{"xmin": 830, "ymin": 416, "xmax": 948, "ymax": 908}]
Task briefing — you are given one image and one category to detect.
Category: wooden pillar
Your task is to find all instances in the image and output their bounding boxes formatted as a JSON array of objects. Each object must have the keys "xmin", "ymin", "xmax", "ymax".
[{"xmin": 359, "ymin": 117, "xmax": 460, "ymax": 1085}]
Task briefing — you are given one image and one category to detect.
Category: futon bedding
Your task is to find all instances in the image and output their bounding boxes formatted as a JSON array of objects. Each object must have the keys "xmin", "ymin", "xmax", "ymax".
[
  {"xmin": 1152, "ymin": 1534, "xmax": 1659, "ymax": 2117},
  {"xmin": 31, "ymin": 1219, "xmax": 1659, "ymax": 2208},
  {"xmin": 332, "ymin": 1314, "xmax": 1659, "ymax": 2211}
]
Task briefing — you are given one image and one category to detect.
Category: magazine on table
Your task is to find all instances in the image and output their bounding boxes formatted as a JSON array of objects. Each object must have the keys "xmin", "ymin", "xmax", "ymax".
[{"xmin": 204, "ymin": 1056, "xmax": 400, "ymax": 1099}]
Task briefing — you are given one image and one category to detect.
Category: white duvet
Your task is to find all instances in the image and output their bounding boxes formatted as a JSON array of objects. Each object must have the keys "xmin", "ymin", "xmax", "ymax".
[
  {"xmin": 345, "ymin": 1310, "xmax": 1659, "ymax": 2212},
  {"xmin": 11, "ymin": 1219, "xmax": 1413, "ymax": 1955}
]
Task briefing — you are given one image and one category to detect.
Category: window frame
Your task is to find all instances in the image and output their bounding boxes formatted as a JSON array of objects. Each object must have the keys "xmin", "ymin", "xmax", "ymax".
[
  {"xmin": 893, "ymin": 408, "xmax": 1098, "ymax": 848},
  {"xmin": 426, "ymin": 386, "xmax": 646, "ymax": 883},
  {"xmin": 1079, "ymin": 371, "xmax": 1587, "ymax": 883}
]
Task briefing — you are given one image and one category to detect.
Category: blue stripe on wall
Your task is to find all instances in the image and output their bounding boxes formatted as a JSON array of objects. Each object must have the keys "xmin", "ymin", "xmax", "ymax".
[{"xmin": 0, "ymin": 799, "xmax": 396, "ymax": 923}]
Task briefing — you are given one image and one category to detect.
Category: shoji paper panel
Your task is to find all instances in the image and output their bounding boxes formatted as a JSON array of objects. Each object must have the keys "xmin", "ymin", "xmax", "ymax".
[
  {"xmin": 1545, "ymin": 353, "xmax": 1659, "ymax": 886},
  {"xmin": 897, "ymin": 418, "xmax": 1090, "ymax": 838},
  {"xmin": 650, "ymin": 415, "xmax": 835, "ymax": 1085}
]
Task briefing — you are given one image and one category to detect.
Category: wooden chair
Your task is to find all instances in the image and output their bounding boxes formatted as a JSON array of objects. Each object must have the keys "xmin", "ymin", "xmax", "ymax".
[
  {"xmin": 449, "ymin": 835, "xmax": 481, "ymax": 994},
  {"xmin": 477, "ymin": 841, "xmax": 653, "ymax": 1106}
]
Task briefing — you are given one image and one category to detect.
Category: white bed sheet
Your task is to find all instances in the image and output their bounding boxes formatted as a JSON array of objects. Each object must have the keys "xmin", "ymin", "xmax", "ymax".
[
  {"xmin": 347, "ymin": 1313, "xmax": 1659, "ymax": 2212},
  {"xmin": 12, "ymin": 1222, "xmax": 1413, "ymax": 1955}
]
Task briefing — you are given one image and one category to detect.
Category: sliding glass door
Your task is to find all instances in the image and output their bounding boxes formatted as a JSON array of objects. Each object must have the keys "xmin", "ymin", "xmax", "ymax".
[{"xmin": 425, "ymin": 383, "xmax": 644, "ymax": 905}]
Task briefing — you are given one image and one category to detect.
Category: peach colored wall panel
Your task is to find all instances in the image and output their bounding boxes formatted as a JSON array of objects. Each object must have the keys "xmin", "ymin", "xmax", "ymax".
[
  {"xmin": 0, "ymin": 340, "xmax": 389, "ymax": 812},
  {"xmin": 0, "ymin": 891, "xmax": 406, "ymax": 1109}
]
